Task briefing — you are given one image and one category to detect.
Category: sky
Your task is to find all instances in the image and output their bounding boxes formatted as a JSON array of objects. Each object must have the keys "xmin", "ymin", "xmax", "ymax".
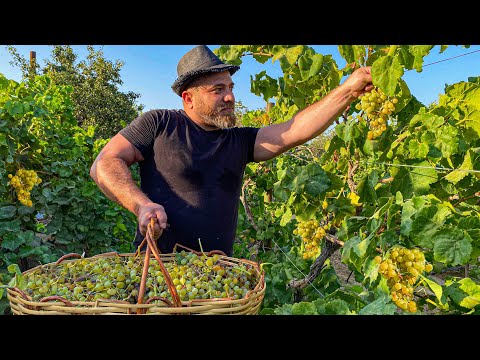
[{"xmin": 0, "ymin": 44, "xmax": 479, "ymax": 114}]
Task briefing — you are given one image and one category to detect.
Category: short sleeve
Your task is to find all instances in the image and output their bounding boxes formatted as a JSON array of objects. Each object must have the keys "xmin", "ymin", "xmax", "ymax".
[
  {"xmin": 119, "ymin": 110, "xmax": 165, "ymax": 158},
  {"xmin": 241, "ymin": 126, "xmax": 259, "ymax": 163}
]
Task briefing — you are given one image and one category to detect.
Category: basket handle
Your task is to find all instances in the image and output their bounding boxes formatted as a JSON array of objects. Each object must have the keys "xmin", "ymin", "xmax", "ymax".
[
  {"xmin": 136, "ymin": 217, "xmax": 182, "ymax": 313},
  {"xmin": 92, "ymin": 251, "xmax": 122, "ymax": 258},
  {"xmin": 11, "ymin": 286, "xmax": 29, "ymax": 300},
  {"xmin": 173, "ymin": 243, "xmax": 227, "ymax": 257},
  {"xmin": 207, "ymin": 249, "xmax": 228, "ymax": 257},
  {"xmin": 39, "ymin": 295, "xmax": 74, "ymax": 307},
  {"xmin": 10, "ymin": 287, "xmax": 35, "ymax": 311},
  {"xmin": 55, "ymin": 253, "xmax": 82, "ymax": 265},
  {"xmin": 145, "ymin": 296, "xmax": 174, "ymax": 307}
]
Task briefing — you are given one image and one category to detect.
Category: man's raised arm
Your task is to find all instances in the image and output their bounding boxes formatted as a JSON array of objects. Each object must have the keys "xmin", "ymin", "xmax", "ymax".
[{"xmin": 253, "ymin": 67, "xmax": 373, "ymax": 162}]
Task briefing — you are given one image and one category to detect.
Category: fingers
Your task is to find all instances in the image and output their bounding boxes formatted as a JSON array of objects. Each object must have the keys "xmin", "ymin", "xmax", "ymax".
[
  {"xmin": 152, "ymin": 224, "xmax": 163, "ymax": 240},
  {"xmin": 137, "ymin": 202, "xmax": 168, "ymax": 238},
  {"xmin": 139, "ymin": 217, "xmax": 165, "ymax": 239},
  {"xmin": 356, "ymin": 67, "xmax": 374, "ymax": 97},
  {"xmin": 155, "ymin": 209, "xmax": 168, "ymax": 229},
  {"xmin": 152, "ymin": 210, "xmax": 167, "ymax": 240}
]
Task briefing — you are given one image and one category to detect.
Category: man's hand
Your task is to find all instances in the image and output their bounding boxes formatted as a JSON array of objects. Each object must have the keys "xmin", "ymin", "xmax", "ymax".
[
  {"xmin": 137, "ymin": 202, "xmax": 168, "ymax": 239},
  {"xmin": 342, "ymin": 66, "xmax": 374, "ymax": 99}
]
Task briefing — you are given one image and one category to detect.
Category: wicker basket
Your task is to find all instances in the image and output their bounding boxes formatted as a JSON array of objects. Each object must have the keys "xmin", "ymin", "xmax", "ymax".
[{"xmin": 7, "ymin": 219, "xmax": 265, "ymax": 315}]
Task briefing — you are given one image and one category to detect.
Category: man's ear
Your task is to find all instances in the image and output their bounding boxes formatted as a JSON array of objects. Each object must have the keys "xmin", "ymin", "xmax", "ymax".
[{"xmin": 182, "ymin": 90, "xmax": 194, "ymax": 109}]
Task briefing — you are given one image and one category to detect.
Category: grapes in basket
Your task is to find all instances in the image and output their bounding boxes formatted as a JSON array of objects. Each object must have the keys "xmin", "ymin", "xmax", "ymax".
[{"xmin": 21, "ymin": 250, "xmax": 259, "ymax": 304}]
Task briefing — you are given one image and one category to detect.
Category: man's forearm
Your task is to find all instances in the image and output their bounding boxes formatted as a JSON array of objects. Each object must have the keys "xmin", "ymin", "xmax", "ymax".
[
  {"xmin": 288, "ymin": 83, "xmax": 355, "ymax": 145},
  {"xmin": 254, "ymin": 84, "xmax": 356, "ymax": 162},
  {"xmin": 91, "ymin": 157, "xmax": 150, "ymax": 216}
]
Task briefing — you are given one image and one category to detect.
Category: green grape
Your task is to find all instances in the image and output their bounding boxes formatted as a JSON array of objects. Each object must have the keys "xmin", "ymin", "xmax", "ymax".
[{"xmin": 22, "ymin": 249, "xmax": 259, "ymax": 304}]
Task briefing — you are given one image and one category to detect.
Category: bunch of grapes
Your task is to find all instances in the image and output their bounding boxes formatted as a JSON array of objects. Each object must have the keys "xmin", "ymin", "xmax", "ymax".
[
  {"xmin": 354, "ymin": 86, "xmax": 398, "ymax": 140},
  {"xmin": 21, "ymin": 250, "xmax": 259, "ymax": 304},
  {"xmin": 293, "ymin": 219, "xmax": 329, "ymax": 260},
  {"xmin": 375, "ymin": 246, "xmax": 433, "ymax": 312},
  {"xmin": 7, "ymin": 169, "xmax": 42, "ymax": 207}
]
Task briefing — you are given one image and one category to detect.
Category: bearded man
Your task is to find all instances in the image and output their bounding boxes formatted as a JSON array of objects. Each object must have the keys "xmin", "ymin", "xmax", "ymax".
[{"xmin": 90, "ymin": 45, "xmax": 373, "ymax": 255}]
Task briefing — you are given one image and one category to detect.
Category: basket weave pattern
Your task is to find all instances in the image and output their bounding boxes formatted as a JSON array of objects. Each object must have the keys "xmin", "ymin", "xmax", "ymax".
[{"xmin": 7, "ymin": 219, "xmax": 265, "ymax": 315}]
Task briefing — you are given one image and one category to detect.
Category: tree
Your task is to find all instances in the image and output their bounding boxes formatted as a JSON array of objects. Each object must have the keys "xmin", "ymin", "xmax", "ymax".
[{"xmin": 6, "ymin": 45, "xmax": 144, "ymax": 139}]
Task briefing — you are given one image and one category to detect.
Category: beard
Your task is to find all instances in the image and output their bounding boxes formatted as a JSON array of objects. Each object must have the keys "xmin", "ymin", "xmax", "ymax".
[{"xmin": 196, "ymin": 100, "xmax": 237, "ymax": 129}]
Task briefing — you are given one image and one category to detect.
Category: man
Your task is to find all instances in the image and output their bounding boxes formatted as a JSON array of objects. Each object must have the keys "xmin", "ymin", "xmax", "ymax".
[{"xmin": 90, "ymin": 45, "xmax": 373, "ymax": 256}]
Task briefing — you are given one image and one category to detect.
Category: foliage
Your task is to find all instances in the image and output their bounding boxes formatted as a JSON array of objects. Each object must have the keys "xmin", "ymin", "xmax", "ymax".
[
  {"xmin": 223, "ymin": 45, "xmax": 480, "ymax": 314},
  {"xmin": 6, "ymin": 45, "xmax": 144, "ymax": 139},
  {"xmin": 0, "ymin": 73, "xmax": 138, "ymax": 313}
]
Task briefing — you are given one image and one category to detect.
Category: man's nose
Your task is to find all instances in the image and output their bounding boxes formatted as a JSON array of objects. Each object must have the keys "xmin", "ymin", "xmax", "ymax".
[{"xmin": 224, "ymin": 89, "xmax": 235, "ymax": 102}]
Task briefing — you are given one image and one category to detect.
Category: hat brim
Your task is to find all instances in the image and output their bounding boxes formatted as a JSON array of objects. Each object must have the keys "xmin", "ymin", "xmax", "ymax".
[{"xmin": 172, "ymin": 64, "xmax": 240, "ymax": 96}]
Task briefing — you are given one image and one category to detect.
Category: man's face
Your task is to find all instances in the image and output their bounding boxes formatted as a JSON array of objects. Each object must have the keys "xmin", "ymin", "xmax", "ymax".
[{"xmin": 189, "ymin": 71, "xmax": 237, "ymax": 129}]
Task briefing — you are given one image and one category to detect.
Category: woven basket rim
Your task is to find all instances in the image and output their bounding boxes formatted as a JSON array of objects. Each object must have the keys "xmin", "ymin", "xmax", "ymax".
[{"xmin": 8, "ymin": 250, "xmax": 266, "ymax": 315}]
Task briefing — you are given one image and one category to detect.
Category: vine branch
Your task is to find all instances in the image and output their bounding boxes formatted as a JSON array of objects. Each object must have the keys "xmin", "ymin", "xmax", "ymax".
[
  {"xmin": 296, "ymin": 145, "xmax": 315, "ymax": 160},
  {"xmin": 452, "ymin": 192, "xmax": 480, "ymax": 207},
  {"xmin": 240, "ymin": 178, "xmax": 258, "ymax": 232},
  {"xmin": 240, "ymin": 177, "xmax": 264, "ymax": 260},
  {"xmin": 380, "ymin": 176, "xmax": 394, "ymax": 183},
  {"xmin": 347, "ymin": 150, "xmax": 360, "ymax": 193},
  {"xmin": 347, "ymin": 160, "xmax": 359, "ymax": 193},
  {"xmin": 287, "ymin": 234, "xmax": 343, "ymax": 290}
]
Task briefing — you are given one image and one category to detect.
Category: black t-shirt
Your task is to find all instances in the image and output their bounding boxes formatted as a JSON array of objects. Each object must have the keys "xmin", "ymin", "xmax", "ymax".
[{"xmin": 119, "ymin": 109, "xmax": 259, "ymax": 256}]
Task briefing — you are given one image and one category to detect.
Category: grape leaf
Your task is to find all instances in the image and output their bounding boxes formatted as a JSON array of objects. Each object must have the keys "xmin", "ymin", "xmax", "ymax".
[
  {"xmin": 445, "ymin": 149, "xmax": 473, "ymax": 183},
  {"xmin": 362, "ymin": 257, "xmax": 380, "ymax": 285},
  {"xmin": 409, "ymin": 202, "xmax": 452, "ymax": 247},
  {"xmin": 419, "ymin": 274, "xmax": 449, "ymax": 310},
  {"xmin": 371, "ymin": 55, "xmax": 404, "ymax": 97},
  {"xmin": 323, "ymin": 299, "xmax": 353, "ymax": 315},
  {"xmin": 337, "ymin": 45, "xmax": 366, "ymax": 65},
  {"xmin": 407, "ymin": 45, "xmax": 435, "ymax": 72},
  {"xmin": 273, "ymin": 304, "xmax": 293, "ymax": 315},
  {"xmin": 390, "ymin": 161, "xmax": 438, "ymax": 198},
  {"xmin": 445, "ymin": 278, "xmax": 480, "ymax": 310},
  {"xmin": 357, "ymin": 170, "xmax": 379, "ymax": 205},
  {"xmin": 291, "ymin": 302, "xmax": 318, "ymax": 315},
  {"xmin": 407, "ymin": 139, "xmax": 429, "ymax": 159},
  {"xmin": 433, "ymin": 124, "xmax": 459, "ymax": 158},
  {"xmin": 298, "ymin": 53, "xmax": 324, "ymax": 81},
  {"xmin": 359, "ymin": 295, "xmax": 397, "ymax": 315},
  {"xmin": 0, "ymin": 206, "xmax": 16, "ymax": 220},
  {"xmin": 433, "ymin": 228, "xmax": 473, "ymax": 266}
]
